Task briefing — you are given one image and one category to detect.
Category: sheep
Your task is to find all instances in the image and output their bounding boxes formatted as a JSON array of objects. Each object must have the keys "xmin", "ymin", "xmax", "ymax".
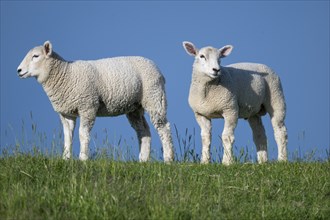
[
  {"xmin": 183, "ymin": 41, "xmax": 288, "ymax": 165},
  {"xmin": 17, "ymin": 41, "xmax": 174, "ymax": 162}
]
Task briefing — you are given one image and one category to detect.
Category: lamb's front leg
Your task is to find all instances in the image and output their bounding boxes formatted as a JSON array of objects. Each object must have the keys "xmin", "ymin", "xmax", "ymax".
[
  {"xmin": 60, "ymin": 114, "xmax": 76, "ymax": 160},
  {"xmin": 222, "ymin": 112, "xmax": 238, "ymax": 165},
  {"xmin": 195, "ymin": 113, "xmax": 212, "ymax": 164},
  {"xmin": 79, "ymin": 116, "xmax": 96, "ymax": 161}
]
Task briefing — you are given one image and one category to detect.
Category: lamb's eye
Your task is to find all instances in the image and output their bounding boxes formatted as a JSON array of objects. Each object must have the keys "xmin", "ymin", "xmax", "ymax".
[
  {"xmin": 32, "ymin": 55, "xmax": 39, "ymax": 59},
  {"xmin": 200, "ymin": 55, "xmax": 206, "ymax": 59}
]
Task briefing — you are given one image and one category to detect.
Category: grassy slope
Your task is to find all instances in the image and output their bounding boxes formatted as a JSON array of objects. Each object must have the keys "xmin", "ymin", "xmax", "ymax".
[{"xmin": 0, "ymin": 156, "xmax": 329, "ymax": 220}]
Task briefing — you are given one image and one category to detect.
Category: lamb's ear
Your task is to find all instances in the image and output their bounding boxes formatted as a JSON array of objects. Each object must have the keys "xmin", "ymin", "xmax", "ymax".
[
  {"xmin": 43, "ymin": 41, "xmax": 53, "ymax": 57},
  {"xmin": 183, "ymin": 41, "xmax": 198, "ymax": 56},
  {"xmin": 219, "ymin": 45, "xmax": 233, "ymax": 58}
]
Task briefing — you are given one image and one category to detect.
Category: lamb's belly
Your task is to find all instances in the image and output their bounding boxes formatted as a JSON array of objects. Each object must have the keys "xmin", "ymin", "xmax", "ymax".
[
  {"xmin": 97, "ymin": 74, "xmax": 142, "ymax": 117},
  {"xmin": 237, "ymin": 77, "xmax": 266, "ymax": 118},
  {"xmin": 238, "ymin": 103, "xmax": 262, "ymax": 119},
  {"xmin": 206, "ymin": 112, "xmax": 224, "ymax": 118},
  {"xmin": 97, "ymin": 96, "xmax": 141, "ymax": 117}
]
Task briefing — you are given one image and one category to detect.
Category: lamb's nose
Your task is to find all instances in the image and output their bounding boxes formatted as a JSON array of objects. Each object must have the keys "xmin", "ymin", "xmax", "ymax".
[
  {"xmin": 17, "ymin": 68, "xmax": 22, "ymax": 74},
  {"xmin": 213, "ymin": 68, "xmax": 220, "ymax": 72}
]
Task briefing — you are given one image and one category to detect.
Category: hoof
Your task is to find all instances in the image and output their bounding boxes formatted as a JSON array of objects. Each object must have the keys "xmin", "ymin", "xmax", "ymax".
[{"xmin": 79, "ymin": 153, "xmax": 88, "ymax": 161}]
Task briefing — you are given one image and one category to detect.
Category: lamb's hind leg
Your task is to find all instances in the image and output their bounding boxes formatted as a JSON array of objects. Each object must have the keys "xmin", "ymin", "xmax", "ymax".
[
  {"xmin": 127, "ymin": 109, "xmax": 151, "ymax": 162},
  {"xmin": 266, "ymin": 75, "xmax": 288, "ymax": 162},
  {"xmin": 150, "ymin": 113, "xmax": 174, "ymax": 163},
  {"xmin": 248, "ymin": 115, "xmax": 268, "ymax": 163},
  {"xmin": 144, "ymin": 85, "xmax": 174, "ymax": 162},
  {"xmin": 270, "ymin": 111, "xmax": 288, "ymax": 161}
]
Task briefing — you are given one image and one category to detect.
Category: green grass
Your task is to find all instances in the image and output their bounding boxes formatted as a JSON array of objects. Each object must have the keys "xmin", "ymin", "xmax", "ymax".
[
  {"xmin": 1, "ymin": 116, "xmax": 329, "ymax": 219},
  {"xmin": 0, "ymin": 155, "xmax": 329, "ymax": 220}
]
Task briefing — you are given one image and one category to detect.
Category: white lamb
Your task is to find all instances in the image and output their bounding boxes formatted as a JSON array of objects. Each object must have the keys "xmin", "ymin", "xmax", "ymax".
[
  {"xmin": 17, "ymin": 41, "xmax": 174, "ymax": 162},
  {"xmin": 183, "ymin": 41, "xmax": 288, "ymax": 165}
]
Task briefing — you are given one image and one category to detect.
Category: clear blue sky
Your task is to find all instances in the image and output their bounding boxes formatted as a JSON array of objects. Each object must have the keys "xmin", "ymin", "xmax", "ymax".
[{"xmin": 1, "ymin": 1, "xmax": 329, "ymax": 161}]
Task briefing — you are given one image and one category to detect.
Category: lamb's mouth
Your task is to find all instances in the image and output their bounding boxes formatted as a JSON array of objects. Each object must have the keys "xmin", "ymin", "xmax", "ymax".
[
  {"xmin": 209, "ymin": 73, "xmax": 220, "ymax": 78},
  {"xmin": 18, "ymin": 71, "xmax": 29, "ymax": 78}
]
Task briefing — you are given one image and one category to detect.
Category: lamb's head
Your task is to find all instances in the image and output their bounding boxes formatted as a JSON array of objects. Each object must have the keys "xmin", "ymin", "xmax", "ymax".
[
  {"xmin": 183, "ymin": 41, "xmax": 233, "ymax": 79},
  {"xmin": 17, "ymin": 41, "xmax": 55, "ymax": 84}
]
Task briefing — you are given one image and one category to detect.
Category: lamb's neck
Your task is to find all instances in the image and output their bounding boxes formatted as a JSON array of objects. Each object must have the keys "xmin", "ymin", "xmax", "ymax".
[
  {"xmin": 42, "ymin": 58, "xmax": 70, "ymax": 91},
  {"xmin": 41, "ymin": 58, "xmax": 72, "ymax": 113},
  {"xmin": 190, "ymin": 71, "xmax": 220, "ymax": 99}
]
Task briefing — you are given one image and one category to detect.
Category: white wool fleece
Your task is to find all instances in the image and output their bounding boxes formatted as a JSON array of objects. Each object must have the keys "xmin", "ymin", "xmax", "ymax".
[
  {"xmin": 17, "ymin": 41, "xmax": 174, "ymax": 162},
  {"xmin": 183, "ymin": 41, "xmax": 287, "ymax": 165}
]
